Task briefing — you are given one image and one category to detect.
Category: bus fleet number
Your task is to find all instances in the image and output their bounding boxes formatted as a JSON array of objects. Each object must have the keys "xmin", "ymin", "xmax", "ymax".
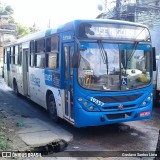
[{"xmin": 90, "ymin": 97, "xmax": 104, "ymax": 106}]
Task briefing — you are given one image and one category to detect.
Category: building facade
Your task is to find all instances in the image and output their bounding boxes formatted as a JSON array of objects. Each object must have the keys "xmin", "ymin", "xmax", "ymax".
[
  {"xmin": 0, "ymin": 15, "xmax": 17, "ymax": 67},
  {"xmin": 97, "ymin": 0, "xmax": 160, "ymax": 54}
]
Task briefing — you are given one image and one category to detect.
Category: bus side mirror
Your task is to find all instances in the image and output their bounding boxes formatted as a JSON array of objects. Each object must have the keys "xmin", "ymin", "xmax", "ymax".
[
  {"xmin": 152, "ymin": 47, "xmax": 156, "ymax": 71},
  {"xmin": 72, "ymin": 54, "xmax": 79, "ymax": 68}
]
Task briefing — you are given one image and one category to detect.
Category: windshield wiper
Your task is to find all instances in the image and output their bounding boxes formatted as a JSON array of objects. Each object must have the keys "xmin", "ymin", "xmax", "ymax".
[
  {"xmin": 126, "ymin": 27, "xmax": 146, "ymax": 63},
  {"xmin": 98, "ymin": 40, "xmax": 109, "ymax": 75},
  {"xmin": 98, "ymin": 40, "xmax": 110, "ymax": 90},
  {"xmin": 127, "ymin": 41, "xmax": 139, "ymax": 62}
]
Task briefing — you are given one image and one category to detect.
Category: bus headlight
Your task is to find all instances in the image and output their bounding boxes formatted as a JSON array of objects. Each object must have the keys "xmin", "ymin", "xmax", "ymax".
[
  {"xmin": 77, "ymin": 97, "xmax": 100, "ymax": 111},
  {"xmin": 147, "ymin": 97, "xmax": 151, "ymax": 101},
  {"xmin": 78, "ymin": 98, "xmax": 83, "ymax": 102},
  {"xmin": 140, "ymin": 93, "xmax": 152, "ymax": 108},
  {"xmin": 142, "ymin": 101, "xmax": 147, "ymax": 106},
  {"xmin": 84, "ymin": 101, "xmax": 88, "ymax": 106},
  {"xmin": 89, "ymin": 106, "xmax": 94, "ymax": 111}
]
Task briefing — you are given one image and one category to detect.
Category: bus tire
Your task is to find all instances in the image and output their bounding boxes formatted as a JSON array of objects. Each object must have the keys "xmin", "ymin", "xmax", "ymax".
[
  {"xmin": 13, "ymin": 80, "xmax": 19, "ymax": 96},
  {"xmin": 47, "ymin": 94, "xmax": 59, "ymax": 122}
]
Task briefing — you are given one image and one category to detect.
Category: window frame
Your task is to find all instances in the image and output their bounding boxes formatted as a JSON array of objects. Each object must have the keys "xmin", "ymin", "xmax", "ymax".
[
  {"xmin": 30, "ymin": 41, "xmax": 35, "ymax": 67},
  {"xmin": 35, "ymin": 38, "xmax": 45, "ymax": 69},
  {"xmin": 3, "ymin": 48, "xmax": 7, "ymax": 64},
  {"xmin": 46, "ymin": 35, "xmax": 59, "ymax": 70}
]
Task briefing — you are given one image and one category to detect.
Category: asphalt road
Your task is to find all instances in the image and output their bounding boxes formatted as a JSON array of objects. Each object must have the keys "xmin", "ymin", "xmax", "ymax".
[{"xmin": 0, "ymin": 75, "xmax": 160, "ymax": 159}]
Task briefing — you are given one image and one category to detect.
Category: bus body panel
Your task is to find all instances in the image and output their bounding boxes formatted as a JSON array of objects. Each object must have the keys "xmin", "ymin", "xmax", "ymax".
[
  {"xmin": 74, "ymin": 102, "xmax": 152, "ymax": 127},
  {"xmin": 3, "ymin": 63, "xmax": 8, "ymax": 84},
  {"xmin": 3, "ymin": 19, "xmax": 153, "ymax": 127},
  {"xmin": 12, "ymin": 64, "xmax": 24, "ymax": 95},
  {"xmin": 29, "ymin": 67, "xmax": 46, "ymax": 107}
]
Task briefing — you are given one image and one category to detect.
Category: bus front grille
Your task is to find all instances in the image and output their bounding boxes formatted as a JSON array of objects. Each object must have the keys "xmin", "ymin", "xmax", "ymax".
[
  {"xmin": 94, "ymin": 94, "xmax": 142, "ymax": 103},
  {"xmin": 102, "ymin": 104, "xmax": 136, "ymax": 111}
]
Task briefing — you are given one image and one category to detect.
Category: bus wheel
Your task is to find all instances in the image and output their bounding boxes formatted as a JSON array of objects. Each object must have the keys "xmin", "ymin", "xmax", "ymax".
[
  {"xmin": 13, "ymin": 81, "xmax": 19, "ymax": 96},
  {"xmin": 47, "ymin": 94, "xmax": 59, "ymax": 122}
]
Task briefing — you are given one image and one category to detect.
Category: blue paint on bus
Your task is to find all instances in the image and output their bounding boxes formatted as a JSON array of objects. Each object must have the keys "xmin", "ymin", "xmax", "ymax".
[{"xmin": 3, "ymin": 19, "xmax": 154, "ymax": 127}]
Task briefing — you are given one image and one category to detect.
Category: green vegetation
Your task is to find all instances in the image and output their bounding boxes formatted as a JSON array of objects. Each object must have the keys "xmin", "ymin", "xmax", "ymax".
[
  {"xmin": 0, "ymin": 2, "xmax": 15, "ymax": 23},
  {"xmin": 0, "ymin": 122, "xmax": 10, "ymax": 150},
  {"xmin": 0, "ymin": 3, "xmax": 13, "ymax": 15},
  {"xmin": 0, "ymin": 1, "xmax": 39, "ymax": 38},
  {"xmin": 16, "ymin": 23, "xmax": 30, "ymax": 38}
]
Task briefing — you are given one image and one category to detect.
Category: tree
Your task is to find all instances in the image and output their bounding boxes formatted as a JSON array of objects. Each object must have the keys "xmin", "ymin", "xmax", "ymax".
[
  {"xmin": 16, "ymin": 23, "xmax": 30, "ymax": 38},
  {"xmin": 0, "ymin": 2, "xmax": 16, "ymax": 25},
  {"xmin": 0, "ymin": 3, "xmax": 13, "ymax": 15},
  {"xmin": 4, "ymin": 5, "xmax": 13, "ymax": 15}
]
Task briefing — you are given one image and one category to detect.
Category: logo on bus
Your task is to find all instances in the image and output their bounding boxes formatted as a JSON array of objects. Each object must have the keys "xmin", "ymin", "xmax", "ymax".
[
  {"xmin": 45, "ymin": 74, "xmax": 52, "ymax": 81},
  {"xmin": 30, "ymin": 74, "xmax": 40, "ymax": 87},
  {"xmin": 118, "ymin": 104, "xmax": 124, "ymax": 110},
  {"xmin": 63, "ymin": 35, "xmax": 72, "ymax": 41}
]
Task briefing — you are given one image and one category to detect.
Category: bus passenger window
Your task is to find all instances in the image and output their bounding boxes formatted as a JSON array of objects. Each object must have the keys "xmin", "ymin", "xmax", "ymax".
[
  {"xmin": 30, "ymin": 54, "xmax": 34, "ymax": 67},
  {"xmin": 36, "ymin": 39, "xmax": 45, "ymax": 53},
  {"xmin": 30, "ymin": 41, "xmax": 35, "ymax": 67},
  {"xmin": 9, "ymin": 48, "xmax": 11, "ymax": 64},
  {"xmin": 48, "ymin": 53, "xmax": 58, "ymax": 69},
  {"xmin": 35, "ymin": 39, "xmax": 45, "ymax": 68},
  {"xmin": 18, "ymin": 44, "xmax": 22, "ymax": 65},
  {"xmin": 46, "ymin": 38, "xmax": 51, "ymax": 52},
  {"xmin": 6, "ymin": 47, "xmax": 11, "ymax": 64},
  {"xmin": 4, "ymin": 49, "xmax": 7, "ymax": 64},
  {"xmin": 14, "ymin": 46, "xmax": 18, "ymax": 65},
  {"xmin": 11, "ymin": 47, "xmax": 14, "ymax": 64},
  {"xmin": 12, "ymin": 46, "xmax": 15, "ymax": 64},
  {"xmin": 35, "ymin": 53, "xmax": 45, "ymax": 68},
  {"xmin": 51, "ymin": 36, "xmax": 59, "ymax": 52},
  {"xmin": 47, "ymin": 36, "xmax": 59, "ymax": 69}
]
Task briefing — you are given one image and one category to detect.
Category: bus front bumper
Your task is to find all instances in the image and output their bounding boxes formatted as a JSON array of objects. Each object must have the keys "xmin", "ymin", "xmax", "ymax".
[{"xmin": 74, "ymin": 102, "xmax": 152, "ymax": 127}]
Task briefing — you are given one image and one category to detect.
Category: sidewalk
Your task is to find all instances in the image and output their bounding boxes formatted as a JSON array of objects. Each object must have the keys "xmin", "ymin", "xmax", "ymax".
[{"xmin": 0, "ymin": 97, "xmax": 73, "ymax": 151}]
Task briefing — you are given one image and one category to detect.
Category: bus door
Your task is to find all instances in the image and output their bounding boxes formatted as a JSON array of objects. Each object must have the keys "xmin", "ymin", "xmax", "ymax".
[
  {"xmin": 22, "ymin": 48, "xmax": 30, "ymax": 96},
  {"xmin": 63, "ymin": 43, "xmax": 74, "ymax": 122}
]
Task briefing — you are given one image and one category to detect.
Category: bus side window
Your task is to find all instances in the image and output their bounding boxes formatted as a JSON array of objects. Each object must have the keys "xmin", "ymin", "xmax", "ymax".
[
  {"xmin": 35, "ymin": 39, "xmax": 45, "ymax": 68},
  {"xmin": 46, "ymin": 37, "xmax": 51, "ymax": 52},
  {"xmin": 30, "ymin": 41, "xmax": 35, "ymax": 67},
  {"xmin": 46, "ymin": 36, "xmax": 59, "ymax": 70},
  {"xmin": 14, "ymin": 45, "xmax": 18, "ymax": 65},
  {"xmin": 18, "ymin": 44, "xmax": 22, "ymax": 65},
  {"xmin": 9, "ymin": 47, "xmax": 11, "ymax": 64},
  {"xmin": 4, "ymin": 48, "xmax": 7, "ymax": 64},
  {"xmin": 11, "ymin": 46, "xmax": 14, "ymax": 64},
  {"xmin": 7, "ymin": 47, "xmax": 11, "ymax": 65},
  {"xmin": 12, "ymin": 46, "xmax": 15, "ymax": 64}
]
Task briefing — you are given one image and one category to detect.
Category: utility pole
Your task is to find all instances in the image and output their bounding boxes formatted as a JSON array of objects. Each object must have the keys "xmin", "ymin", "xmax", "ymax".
[
  {"xmin": 116, "ymin": 0, "xmax": 121, "ymax": 20},
  {"xmin": 104, "ymin": 0, "xmax": 108, "ymax": 11},
  {"xmin": 48, "ymin": 18, "xmax": 50, "ymax": 28}
]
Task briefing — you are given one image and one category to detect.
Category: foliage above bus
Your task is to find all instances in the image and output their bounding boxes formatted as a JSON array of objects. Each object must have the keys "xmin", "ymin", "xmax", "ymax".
[{"xmin": 77, "ymin": 22, "xmax": 150, "ymax": 41}]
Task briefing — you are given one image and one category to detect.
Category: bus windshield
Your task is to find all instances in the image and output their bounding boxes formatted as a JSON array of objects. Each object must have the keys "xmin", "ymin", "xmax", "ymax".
[{"xmin": 78, "ymin": 42, "xmax": 152, "ymax": 91}]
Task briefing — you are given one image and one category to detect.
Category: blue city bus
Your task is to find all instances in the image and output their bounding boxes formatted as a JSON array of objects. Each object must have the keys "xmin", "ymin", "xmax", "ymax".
[{"xmin": 3, "ymin": 19, "xmax": 154, "ymax": 127}]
